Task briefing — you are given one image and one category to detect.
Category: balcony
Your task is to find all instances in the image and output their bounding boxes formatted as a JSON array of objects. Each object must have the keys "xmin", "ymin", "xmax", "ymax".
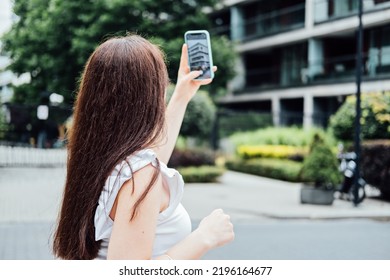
[
  {"xmin": 314, "ymin": 0, "xmax": 390, "ymax": 24},
  {"xmin": 240, "ymin": 49, "xmax": 390, "ymax": 93},
  {"xmin": 211, "ymin": 0, "xmax": 306, "ymax": 42},
  {"xmin": 242, "ymin": 2, "xmax": 305, "ymax": 41}
]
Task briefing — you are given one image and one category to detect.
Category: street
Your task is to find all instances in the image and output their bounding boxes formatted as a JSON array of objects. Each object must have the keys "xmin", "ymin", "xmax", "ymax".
[
  {"xmin": 0, "ymin": 167, "xmax": 389, "ymax": 260},
  {"xmin": 203, "ymin": 219, "xmax": 390, "ymax": 260},
  {"xmin": 0, "ymin": 219, "xmax": 389, "ymax": 260}
]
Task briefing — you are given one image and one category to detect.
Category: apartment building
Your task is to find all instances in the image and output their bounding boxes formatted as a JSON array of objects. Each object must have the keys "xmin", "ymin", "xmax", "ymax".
[
  {"xmin": 188, "ymin": 42, "xmax": 211, "ymax": 70},
  {"xmin": 211, "ymin": 0, "xmax": 390, "ymax": 127}
]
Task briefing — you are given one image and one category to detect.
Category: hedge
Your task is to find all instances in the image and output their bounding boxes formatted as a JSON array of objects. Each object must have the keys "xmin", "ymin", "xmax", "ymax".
[
  {"xmin": 229, "ymin": 126, "xmax": 335, "ymax": 147},
  {"xmin": 225, "ymin": 158, "xmax": 303, "ymax": 182},
  {"xmin": 361, "ymin": 140, "xmax": 390, "ymax": 199},
  {"xmin": 178, "ymin": 166, "xmax": 225, "ymax": 183},
  {"xmin": 168, "ymin": 148, "xmax": 215, "ymax": 168},
  {"xmin": 237, "ymin": 145, "xmax": 307, "ymax": 160}
]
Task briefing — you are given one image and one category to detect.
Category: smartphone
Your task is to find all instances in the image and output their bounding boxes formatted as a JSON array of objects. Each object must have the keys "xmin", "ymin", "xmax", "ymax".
[{"xmin": 184, "ymin": 30, "xmax": 214, "ymax": 80}]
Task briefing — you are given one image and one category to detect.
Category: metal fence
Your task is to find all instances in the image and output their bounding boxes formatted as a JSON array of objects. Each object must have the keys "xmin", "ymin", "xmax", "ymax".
[{"xmin": 0, "ymin": 146, "xmax": 67, "ymax": 167}]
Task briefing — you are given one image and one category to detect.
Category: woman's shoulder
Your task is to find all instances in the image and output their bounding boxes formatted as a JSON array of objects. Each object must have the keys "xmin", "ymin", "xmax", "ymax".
[{"xmin": 106, "ymin": 149, "xmax": 156, "ymax": 179}]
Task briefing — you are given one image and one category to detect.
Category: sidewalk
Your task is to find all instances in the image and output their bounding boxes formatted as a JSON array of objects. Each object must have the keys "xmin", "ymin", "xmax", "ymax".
[{"xmin": 182, "ymin": 170, "xmax": 390, "ymax": 223}]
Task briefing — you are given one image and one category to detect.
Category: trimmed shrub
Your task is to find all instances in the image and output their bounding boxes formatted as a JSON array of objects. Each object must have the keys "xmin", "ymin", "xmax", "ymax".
[
  {"xmin": 299, "ymin": 134, "xmax": 342, "ymax": 189},
  {"xmin": 178, "ymin": 166, "xmax": 225, "ymax": 183},
  {"xmin": 237, "ymin": 145, "xmax": 308, "ymax": 160},
  {"xmin": 361, "ymin": 140, "xmax": 390, "ymax": 199},
  {"xmin": 168, "ymin": 148, "xmax": 215, "ymax": 168},
  {"xmin": 225, "ymin": 158, "xmax": 303, "ymax": 182}
]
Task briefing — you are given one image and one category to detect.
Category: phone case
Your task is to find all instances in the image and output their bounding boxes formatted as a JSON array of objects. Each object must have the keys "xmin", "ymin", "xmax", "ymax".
[{"xmin": 184, "ymin": 30, "xmax": 214, "ymax": 80}]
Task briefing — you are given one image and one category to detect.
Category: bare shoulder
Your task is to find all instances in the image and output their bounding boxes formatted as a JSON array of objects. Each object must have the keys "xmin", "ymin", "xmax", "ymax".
[
  {"xmin": 108, "ymin": 163, "xmax": 165, "ymax": 259},
  {"xmin": 111, "ymin": 163, "xmax": 164, "ymax": 221}
]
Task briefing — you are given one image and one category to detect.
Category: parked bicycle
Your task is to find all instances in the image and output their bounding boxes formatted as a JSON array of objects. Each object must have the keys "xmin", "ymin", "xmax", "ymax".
[{"xmin": 336, "ymin": 145, "xmax": 366, "ymax": 205}]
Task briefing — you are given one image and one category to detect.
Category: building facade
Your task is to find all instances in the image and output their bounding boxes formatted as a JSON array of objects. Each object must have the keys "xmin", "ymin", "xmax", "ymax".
[
  {"xmin": 188, "ymin": 42, "xmax": 211, "ymax": 71},
  {"xmin": 211, "ymin": 0, "xmax": 390, "ymax": 128}
]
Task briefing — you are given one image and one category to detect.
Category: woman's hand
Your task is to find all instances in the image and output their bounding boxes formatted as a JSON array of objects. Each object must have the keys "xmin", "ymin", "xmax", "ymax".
[
  {"xmin": 154, "ymin": 209, "xmax": 234, "ymax": 260},
  {"xmin": 173, "ymin": 43, "xmax": 217, "ymax": 104},
  {"xmin": 195, "ymin": 209, "xmax": 235, "ymax": 250}
]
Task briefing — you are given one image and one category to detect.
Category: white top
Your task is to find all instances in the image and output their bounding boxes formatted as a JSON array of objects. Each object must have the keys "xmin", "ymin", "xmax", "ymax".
[{"xmin": 94, "ymin": 149, "xmax": 192, "ymax": 259}]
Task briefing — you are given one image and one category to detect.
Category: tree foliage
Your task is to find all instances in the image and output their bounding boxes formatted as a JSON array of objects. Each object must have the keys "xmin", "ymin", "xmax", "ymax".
[
  {"xmin": 0, "ymin": 103, "xmax": 8, "ymax": 139},
  {"xmin": 166, "ymin": 85, "xmax": 216, "ymax": 141},
  {"xmin": 2, "ymin": 0, "xmax": 236, "ymax": 105},
  {"xmin": 181, "ymin": 90, "xmax": 216, "ymax": 140}
]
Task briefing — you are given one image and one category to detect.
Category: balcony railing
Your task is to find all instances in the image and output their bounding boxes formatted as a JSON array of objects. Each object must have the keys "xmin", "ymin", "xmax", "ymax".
[
  {"xmin": 211, "ymin": 3, "xmax": 306, "ymax": 41},
  {"xmin": 242, "ymin": 50, "xmax": 390, "ymax": 91},
  {"xmin": 314, "ymin": 0, "xmax": 390, "ymax": 24},
  {"xmin": 242, "ymin": 3, "xmax": 306, "ymax": 41}
]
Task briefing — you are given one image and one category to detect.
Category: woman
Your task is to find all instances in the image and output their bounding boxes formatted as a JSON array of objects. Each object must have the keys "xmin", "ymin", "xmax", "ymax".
[{"xmin": 53, "ymin": 35, "xmax": 234, "ymax": 260}]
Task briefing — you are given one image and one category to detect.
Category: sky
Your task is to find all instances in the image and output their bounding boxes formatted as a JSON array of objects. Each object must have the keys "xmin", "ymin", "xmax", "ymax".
[{"xmin": 0, "ymin": 0, "xmax": 12, "ymax": 36}]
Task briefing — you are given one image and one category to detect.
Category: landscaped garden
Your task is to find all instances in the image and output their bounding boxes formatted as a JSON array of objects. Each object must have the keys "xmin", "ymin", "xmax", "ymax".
[{"xmin": 170, "ymin": 91, "xmax": 390, "ymax": 200}]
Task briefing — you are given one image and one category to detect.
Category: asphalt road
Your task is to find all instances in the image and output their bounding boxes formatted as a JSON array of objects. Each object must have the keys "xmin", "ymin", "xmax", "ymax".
[
  {"xmin": 0, "ymin": 219, "xmax": 389, "ymax": 260},
  {"xmin": 203, "ymin": 219, "xmax": 390, "ymax": 260},
  {"xmin": 1, "ymin": 167, "xmax": 389, "ymax": 260}
]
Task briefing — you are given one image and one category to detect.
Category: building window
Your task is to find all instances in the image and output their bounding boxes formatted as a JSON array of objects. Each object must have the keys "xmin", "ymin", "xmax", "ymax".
[
  {"xmin": 374, "ymin": 0, "xmax": 390, "ymax": 4},
  {"xmin": 244, "ymin": 42, "xmax": 307, "ymax": 89},
  {"xmin": 369, "ymin": 25, "xmax": 390, "ymax": 76},
  {"xmin": 315, "ymin": 0, "xmax": 358, "ymax": 23},
  {"xmin": 241, "ymin": 0, "xmax": 305, "ymax": 41}
]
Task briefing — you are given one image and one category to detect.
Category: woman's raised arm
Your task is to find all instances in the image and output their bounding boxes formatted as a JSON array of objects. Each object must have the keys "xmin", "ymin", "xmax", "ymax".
[{"xmin": 154, "ymin": 44, "xmax": 217, "ymax": 164}]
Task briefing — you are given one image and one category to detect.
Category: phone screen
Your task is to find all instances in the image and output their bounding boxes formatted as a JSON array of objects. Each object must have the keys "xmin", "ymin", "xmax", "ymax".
[{"xmin": 185, "ymin": 31, "xmax": 213, "ymax": 79}]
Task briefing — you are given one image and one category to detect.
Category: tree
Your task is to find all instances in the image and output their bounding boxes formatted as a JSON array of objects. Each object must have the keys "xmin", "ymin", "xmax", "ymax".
[
  {"xmin": 166, "ymin": 85, "xmax": 216, "ymax": 142},
  {"xmin": 2, "ymin": 0, "xmax": 236, "ymax": 105},
  {"xmin": 181, "ymin": 90, "xmax": 216, "ymax": 141}
]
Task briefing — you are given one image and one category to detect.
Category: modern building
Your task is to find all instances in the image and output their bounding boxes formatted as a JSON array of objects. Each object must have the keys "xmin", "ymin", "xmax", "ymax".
[
  {"xmin": 188, "ymin": 42, "xmax": 211, "ymax": 71},
  {"xmin": 211, "ymin": 0, "xmax": 390, "ymax": 128}
]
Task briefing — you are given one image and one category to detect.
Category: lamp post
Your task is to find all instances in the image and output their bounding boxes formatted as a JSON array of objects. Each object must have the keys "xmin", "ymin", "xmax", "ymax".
[{"xmin": 353, "ymin": 0, "xmax": 363, "ymax": 206}]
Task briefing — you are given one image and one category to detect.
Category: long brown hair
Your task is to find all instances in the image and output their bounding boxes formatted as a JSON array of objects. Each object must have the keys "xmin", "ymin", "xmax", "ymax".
[{"xmin": 53, "ymin": 35, "xmax": 169, "ymax": 259}]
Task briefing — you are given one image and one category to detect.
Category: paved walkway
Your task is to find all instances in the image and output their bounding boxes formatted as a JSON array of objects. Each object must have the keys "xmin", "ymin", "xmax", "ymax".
[
  {"xmin": 183, "ymin": 171, "xmax": 390, "ymax": 223},
  {"xmin": 1, "ymin": 167, "xmax": 389, "ymax": 259}
]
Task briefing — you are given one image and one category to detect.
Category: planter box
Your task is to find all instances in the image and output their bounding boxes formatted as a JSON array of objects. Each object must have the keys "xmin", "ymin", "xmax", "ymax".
[{"xmin": 300, "ymin": 184, "xmax": 335, "ymax": 205}]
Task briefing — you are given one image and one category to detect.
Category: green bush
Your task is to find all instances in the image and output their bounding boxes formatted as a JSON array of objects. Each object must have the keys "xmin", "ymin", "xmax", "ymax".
[
  {"xmin": 229, "ymin": 126, "xmax": 335, "ymax": 148},
  {"xmin": 178, "ymin": 166, "xmax": 225, "ymax": 183},
  {"xmin": 167, "ymin": 86, "xmax": 216, "ymax": 142},
  {"xmin": 225, "ymin": 158, "xmax": 303, "ymax": 182},
  {"xmin": 182, "ymin": 91, "xmax": 216, "ymax": 141},
  {"xmin": 329, "ymin": 92, "xmax": 390, "ymax": 140},
  {"xmin": 0, "ymin": 104, "xmax": 7, "ymax": 139},
  {"xmin": 299, "ymin": 134, "xmax": 342, "ymax": 189}
]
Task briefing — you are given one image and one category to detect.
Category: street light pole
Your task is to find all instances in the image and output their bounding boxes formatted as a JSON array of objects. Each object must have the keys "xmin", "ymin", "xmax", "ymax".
[{"xmin": 353, "ymin": 0, "xmax": 363, "ymax": 206}]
